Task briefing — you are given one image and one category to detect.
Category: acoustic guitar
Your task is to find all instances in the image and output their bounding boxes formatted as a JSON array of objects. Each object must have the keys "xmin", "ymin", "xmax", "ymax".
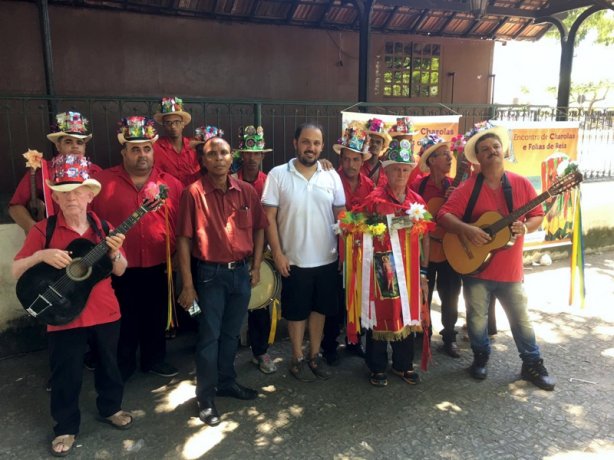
[
  {"xmin": 442, "ymin": 171, "xmax": 583, "ymax": 275},
  {"xmin": 426, "ymin": 154, "xmax": 470, "ymax": 262},
  {"xmin": 16, "ymin": 187, "xmax": 167, "ymax": 326}
]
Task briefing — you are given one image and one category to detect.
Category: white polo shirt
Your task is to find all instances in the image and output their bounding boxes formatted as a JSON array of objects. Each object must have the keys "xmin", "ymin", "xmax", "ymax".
[{"xmin": 262, "ymin": 158, "xmax": 345, "ymax": 268}]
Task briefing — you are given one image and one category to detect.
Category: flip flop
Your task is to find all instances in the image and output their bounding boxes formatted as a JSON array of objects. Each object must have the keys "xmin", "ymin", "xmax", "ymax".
[
  {"xmin": 50, "ymin": 434, "xmax": 76, "ymax": 457},
  {"xmin": 98, "ymin": 410, "xmax": 133, "ymax": 430}
]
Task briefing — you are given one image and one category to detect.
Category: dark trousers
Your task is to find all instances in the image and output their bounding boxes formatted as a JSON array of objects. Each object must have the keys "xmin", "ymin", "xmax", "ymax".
[
  {"xmin": 248, "ymin": 306, "xmax": 271, "ymax": 357},
  {"xmin": 321, "ymin": 273, "xmax": 346, "ymax": 354},
  {"xmin": 488, "ymin": 296, "xmax": 498, "ymax": 335},
  {"xmin": 365, "ymin": 331, "xmax": 414, "ymax": 373},
  {"xmin": 426, "ymin": 260, "xmax": 462, "ymax": 344},
  {"xmin": 194, "ymin": 262, "xmax": 251, "ymax": 403},
  {"xmin": 112, "ymin": 264, "xmax": 168, "ymax": 380},
  {"xmin": 48, "ymin": 321, "xmax": 123, "ymax": 436}
]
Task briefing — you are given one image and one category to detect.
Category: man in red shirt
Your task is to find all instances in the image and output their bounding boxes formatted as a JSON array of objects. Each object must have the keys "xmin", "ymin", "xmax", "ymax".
[
  {"xmin": 13, "ymin": 156, "xmax": 131, "ymax": 456},
  {"xmin": 153, "ymin": 96, "xmax": 200, "ymax": 187},
  {"xmin": 92, "ymin": 116, "xmax": 183, "ymax": 381},
  {"xmin": 438, "ymin": 123, "xmax": 555, "ymax": 391},
  {"xmin": 9, "ymin": 111, "xmax": 102, "ymax": 233},
  {"xmin": 230, "ymin": 125, "xmax": 278, "ymax": 374},
  {"xmin": 410, "ymin": 134, "xmax": 462, "ymax": 358},
  {"xmin": 360, "ymin": 118, "xmax": 391, "ymax": 187},
  {"xmin": 321, "ymin": 127, "xmax": 374, "ymax": 364},
  {"xmin": 176, "ymin": 134, "xmax": 267, "ymax": 426}
]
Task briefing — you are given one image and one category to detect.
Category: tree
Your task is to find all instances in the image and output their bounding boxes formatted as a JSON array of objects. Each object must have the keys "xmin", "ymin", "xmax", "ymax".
[
  {"xmin": 547, "ymin": 80, "xmax": 613, "ymax": 110},
  {"xmin": 544, "ymin": 8, "xmax": 614, "ymax": 45}
]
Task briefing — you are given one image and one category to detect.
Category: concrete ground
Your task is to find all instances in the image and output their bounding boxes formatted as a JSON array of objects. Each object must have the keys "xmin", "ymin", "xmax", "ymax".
[{"xmin": 1, "ymin": 251, "xmax": 613, "ymax": 459}]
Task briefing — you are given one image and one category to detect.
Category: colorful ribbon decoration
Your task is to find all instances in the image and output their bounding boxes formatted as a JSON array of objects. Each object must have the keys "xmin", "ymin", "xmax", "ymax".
[
  {"xmin": 569, "ymin": 189, "xmax": 586, "ymax": 308},
  {"xmin": 164, "ymin": 204, "xmax": 178, "ymax": 330}
]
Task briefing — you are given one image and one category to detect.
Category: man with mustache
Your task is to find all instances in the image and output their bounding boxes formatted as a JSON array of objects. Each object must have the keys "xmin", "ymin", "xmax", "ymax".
[
  {"xmin": 361, "ymin": 118, "xmax": 391, "ymax": 187},
  {"xmin": 411, "ymin": 134, "xmax": 462, "ymax": 358},
  {"xmin": 262, "ymin": 122, "xmax": 346, "ymax": 382},
  {"xmin": 438, "ymin": 123, "xmax": 555, "ymax": 391},
  {"xmin": 91, "ymin": 116, "xmax": 183, "ymax": 381}
]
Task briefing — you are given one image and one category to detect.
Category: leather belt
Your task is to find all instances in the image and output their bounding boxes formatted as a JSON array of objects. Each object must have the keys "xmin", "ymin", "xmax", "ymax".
[{"xmin": 201, "ymin": 258, "xmax": 248, "ymax": 270}]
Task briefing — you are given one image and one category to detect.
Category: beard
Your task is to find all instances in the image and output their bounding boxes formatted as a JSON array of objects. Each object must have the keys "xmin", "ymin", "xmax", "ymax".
[{"xmin": 297, "ymin": 152, "xmax": 318, "ymax": 167}]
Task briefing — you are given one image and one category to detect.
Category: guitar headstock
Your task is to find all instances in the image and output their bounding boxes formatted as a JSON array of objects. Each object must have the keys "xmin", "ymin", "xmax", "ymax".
[
  {"xmin": 548, "ymin": 171, "xmax": 583, "ymax": 196},
  {"xmin": 141, "ymin": 184, "xmax": 169, "ymax": 212}
]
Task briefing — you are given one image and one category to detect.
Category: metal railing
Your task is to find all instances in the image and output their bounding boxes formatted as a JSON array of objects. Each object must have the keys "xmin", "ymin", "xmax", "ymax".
[{"xmin": 1, "ymin": 95, "xmax": 612, "ymax": 223}]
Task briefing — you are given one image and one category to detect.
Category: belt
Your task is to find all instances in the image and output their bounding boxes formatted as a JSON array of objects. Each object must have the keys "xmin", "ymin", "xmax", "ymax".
[{"xmin": 201, "ymin": 258, "xmax": 248, "ymax": 270}]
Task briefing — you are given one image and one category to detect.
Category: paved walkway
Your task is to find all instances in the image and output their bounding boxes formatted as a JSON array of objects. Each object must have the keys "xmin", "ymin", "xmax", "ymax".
[{"xmin": 1, "ymin": 251, "xmax": 613, "ymax": 459}]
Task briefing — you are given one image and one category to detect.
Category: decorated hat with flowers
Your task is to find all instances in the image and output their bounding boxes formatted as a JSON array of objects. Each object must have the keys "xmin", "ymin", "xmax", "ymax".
[
  {"xmin": 193, "ymin": 125, "xmax": 224, "ymax": 144},
  {"xmin": 463, "ymin": 121, "xmax": 510, "ymax": 164},
  {"xmin": 417, "ymin": 134, "xmax": 451, "ymax": 173},
  {"xmin": 382, "ymin": 136, "xmax": 417, "ymax": 168},
  {"xmin": 332, "ymin": 127, "xmax": 372, "ymax": 160},
  {"xmin": 235, "ymin": 125, "xmax": 272, "ymax": 153},
  {"xmin": 47, "ymin": 111, "xmax": 92, "ymax": 143},
  {"xmin": 117, "ymin": 116, "xmax": 159, "ymax": 145},
  {"xmin": 388, "ymin": 117, "xmax": 419, "ymax": 138},
  {"xmin": 366, "ymin": 118, "xmax": 392, "ymax": 153},
  {"xmin": 45, "ymin": 154, "xmax": 101, "ymax": 196},
  {"xmin": 153, "ymin": 96, "xmax": 192, "ymax": 125}
]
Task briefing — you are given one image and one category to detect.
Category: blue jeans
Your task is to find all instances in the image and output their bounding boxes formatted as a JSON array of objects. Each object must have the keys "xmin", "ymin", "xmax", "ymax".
[
  {"xmin": 194, "ymin": 262, "xmax": 251, "ymax": 403},
  {"xmin": 463, "ymin": 277, "xmax": 541, "ymax": 363}
]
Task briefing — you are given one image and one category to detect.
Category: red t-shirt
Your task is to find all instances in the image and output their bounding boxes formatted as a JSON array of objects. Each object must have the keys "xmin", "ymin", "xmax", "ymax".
[
  {"xmin": 14, "ymin": 212, "xmax": 122, "ymax": 332},
  {"xmin": 338, "ymin": 169, "xmax": 375, "ymax": 211},
  {"xmin": 235, "ymin": 169, "xmax": 267, "ymax": 198},
  {"xmin": 9, "ymin": 161, "xmax": 103, "ymax": 214},
  {"xmin": 409, "ymin": 174, "xmax": 452, "ymax": 203},
  {"xmin": 91, "ymin": 166, "xmax": 183, "ymax": 268},
  {"xmin": 153, "ymin": 136, "xmax": 200, "ymax": 187},
  {"xmin": 176, "ymin": 174, "xmax": 269, "ymax": 263},
  {"xmin": 438, "ymin": 171, "xmax": 544, "ymax": 282},
  {"xmin": 361, "ymin": 161, "xmax": 388, "ymax": 188}
]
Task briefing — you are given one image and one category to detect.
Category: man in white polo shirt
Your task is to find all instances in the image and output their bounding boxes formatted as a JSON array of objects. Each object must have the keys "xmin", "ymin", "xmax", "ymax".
[{"xmin": 262, "ymin": 122, "xmax": 346, "ymax": 382}]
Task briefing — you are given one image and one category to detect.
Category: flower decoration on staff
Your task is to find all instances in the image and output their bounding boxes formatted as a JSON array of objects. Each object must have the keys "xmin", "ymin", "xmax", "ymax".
[
  {"xmin": 337, "ymin": 211, "xmax": 388, "ymax": 238},
  {"xmin": 143, "ymin": 181, "xmax": 169, "ymax": 201},
  {"xmin": 450, "ymin": 134, "xmax": 466, "ymax": 155},
  {"xmin": 23, "ymin": 149, "xmax": 44, "ymax": 170},
  {"xmin": 556, "ymin": 159, "xmax": 580, "ymax": 177}
]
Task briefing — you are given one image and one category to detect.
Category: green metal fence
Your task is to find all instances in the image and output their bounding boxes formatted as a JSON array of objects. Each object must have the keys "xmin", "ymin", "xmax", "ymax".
[{"xmin": 1, "ymin": 96, "xmax": 612, "ymax": 223}]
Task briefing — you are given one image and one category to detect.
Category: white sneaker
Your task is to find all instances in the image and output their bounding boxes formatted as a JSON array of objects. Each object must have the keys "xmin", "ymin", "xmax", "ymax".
[{"xmin": 252, "ymin": 353, "xmax": 277, "ymax": 374}]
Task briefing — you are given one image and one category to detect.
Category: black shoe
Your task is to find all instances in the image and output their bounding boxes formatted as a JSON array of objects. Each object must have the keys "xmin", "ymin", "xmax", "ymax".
[
  {"xmin": 442, "ymin": 342, "xmax": 461, "ymax": 358},
  {"xmin": 345, "ymin": 343, "xmax": 365, "ymax": 358},
  {"xmin": 322, "ymin": 349, "xmax": 341, "ymax": 366},
  {"xmin": 470, "ymin": 353, "xmax": 488, "ymax": 380},
  {"xmin": 521, "ymin": 359, "xmax": 556, "ymax": 391},
  {"xmin": 146, "ymin": 362, "xmax": 178, "ymax": 378},
  {"xmin": 45, "ymin": 378, "xmax": 52, "ymax": 392},
  {"xmin": 198, "ymin": 399, "xmax": 221, "ymax": 426},
  {"xmin": 216, "ymin": 383, "xmax": 258, "ymax": 400}
]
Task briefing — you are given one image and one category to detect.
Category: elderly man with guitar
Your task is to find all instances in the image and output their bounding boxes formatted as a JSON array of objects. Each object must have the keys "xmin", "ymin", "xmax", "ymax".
[
  {"xmin": 12, "ymin": 156, "xmax": 134, "ymax": 456},
  {"xmin": 438, "ymin": 123, "xmax": 566, "ymax": 391},
  {"xmin": 411, "ymin": 134, "xmax": 464, "ymax": 358}
]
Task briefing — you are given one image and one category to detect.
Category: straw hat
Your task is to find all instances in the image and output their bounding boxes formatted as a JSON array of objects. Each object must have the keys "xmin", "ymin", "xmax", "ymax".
[
  {"xmin": 417, "ymin": 134, "xmax": 451, "ymax": 173},
  {"xmin": 46, "ymin": 111, "xmax": 92, "ymax": 143},
  {"xmin": 332, "ymin": 127, "xmax": 372, "ymax": 161},
  {"xmin": 45, "ymin": 154, "xmax": 101, "ymax": 196},
  {"xmin": 117, "ymin": 116, "xmax": 159, "ymax": 145},
  {"xmin": 153, "ymin": 97, "xmax": 192, "ymax": 125},
  {"xmin": 463, "ymin": 122, "xmax": 510, "ymax": 164}
]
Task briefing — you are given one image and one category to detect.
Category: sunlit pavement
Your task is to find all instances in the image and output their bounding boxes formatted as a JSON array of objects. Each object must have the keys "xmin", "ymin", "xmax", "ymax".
[{"xmin": 1, "ymin": 251, "xmax": 613, "ymax": 459}]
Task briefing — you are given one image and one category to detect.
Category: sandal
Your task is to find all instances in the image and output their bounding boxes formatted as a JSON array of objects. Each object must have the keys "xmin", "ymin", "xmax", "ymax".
[
  {"xmin": 98, "ymin": 410, "xmax": 134, "ymax": 430},
  {"xmin": 369, "ymin": 372, "xmax": 388, "ymax": 387},
  {"xmin": 50, "ymin": 434, "xmax": 75, "ymax": 457},
  {"xmin": 392, "ymin": 368, "xmax": 421, "ymax": 385}
]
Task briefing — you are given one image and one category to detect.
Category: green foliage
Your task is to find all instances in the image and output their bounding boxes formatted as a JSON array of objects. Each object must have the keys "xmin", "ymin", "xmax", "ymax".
[
  {"xmin": 544, "ymin": 8, "xmax": 614, "ymax": 45},
  {"xmin": 546, "ymin": 80, "xmax": 613, "ymax": 109}
]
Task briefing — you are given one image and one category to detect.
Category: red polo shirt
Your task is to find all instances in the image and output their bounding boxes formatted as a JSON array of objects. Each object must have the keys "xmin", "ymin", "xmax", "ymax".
[
  {"xmin": 14, "ymin": 212, "xmax": 122, "ymax": 332},
  {"xmin": 153, "ymin": 136, "xmax": 200, "ymax": 187},
  {"xmin": 361, "ymin": 161, "xmax": 388, "ymax": 187},
  {"xmin": 177, "ymin": 174, "xmax": 268, "ymax": 263},
  {"xmin": 338, "ymin": 169, "xmax": 375, "ymax": 211},
  {"xmin": 235, "ymin": 169, "xmax": 267, "ymax": 198},
  {"xmin": 91, "ymin": 166, "xmax": 183, "ymax": 268},
  {"xmin": 10, "ymin": 161, "xmax": 103, "ymax": 213}
]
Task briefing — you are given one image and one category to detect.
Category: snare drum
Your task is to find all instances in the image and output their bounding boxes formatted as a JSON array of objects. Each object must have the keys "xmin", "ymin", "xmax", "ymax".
[{"xmin": 248, "ymin": 259, "xmax": 281, "ymax": 310}]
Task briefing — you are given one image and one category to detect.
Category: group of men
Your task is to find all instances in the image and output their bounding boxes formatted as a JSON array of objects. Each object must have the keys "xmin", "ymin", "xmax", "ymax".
[{"xmin": 10, "ymin": 98, "xmax": 556, "ymax": 455}]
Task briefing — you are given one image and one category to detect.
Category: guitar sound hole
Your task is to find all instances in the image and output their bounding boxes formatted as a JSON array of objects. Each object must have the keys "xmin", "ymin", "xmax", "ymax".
[{"xmin": 66, "ymin": 259, "xmax": 92, "ymax": 281}]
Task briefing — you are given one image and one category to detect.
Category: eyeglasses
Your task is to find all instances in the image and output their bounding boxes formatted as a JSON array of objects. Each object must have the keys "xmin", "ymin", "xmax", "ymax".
[{"xmin": 163, "ymin": 120, "xmax": 184, "ymax": 127}]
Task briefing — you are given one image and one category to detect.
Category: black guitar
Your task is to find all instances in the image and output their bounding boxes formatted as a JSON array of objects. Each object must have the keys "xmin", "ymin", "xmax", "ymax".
[{"xmin": 16, "ymin": 189, "xmax": 167, "ymax": 326}]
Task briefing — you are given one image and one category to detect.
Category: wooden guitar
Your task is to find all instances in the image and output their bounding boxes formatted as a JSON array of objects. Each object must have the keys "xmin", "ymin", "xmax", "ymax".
[
  {"xmin": 22, "ymin": 149, "xmax": 46, "ymax": 222},
  {"xmin": 442, "ymin": 171, "xmax": 583, "ymax": 275},
  {"xmin": 426, "ymin": 154, "xmax": 470, "ymax": 262},
  {"xmin": 16, "ymin": 188, "xmax": 167, "ymax": 326}
]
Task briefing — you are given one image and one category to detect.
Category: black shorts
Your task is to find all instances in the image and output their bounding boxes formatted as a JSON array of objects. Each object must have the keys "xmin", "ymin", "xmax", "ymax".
[{"xmin": 281, "ymin": 261, "xmax": 339, "ymax": 321}]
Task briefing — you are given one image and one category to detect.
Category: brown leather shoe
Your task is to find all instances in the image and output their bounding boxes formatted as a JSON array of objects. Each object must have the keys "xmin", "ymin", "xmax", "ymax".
[{"xmin": 443, "ymin": 342, "xmax": 461, "ymax": 358}]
